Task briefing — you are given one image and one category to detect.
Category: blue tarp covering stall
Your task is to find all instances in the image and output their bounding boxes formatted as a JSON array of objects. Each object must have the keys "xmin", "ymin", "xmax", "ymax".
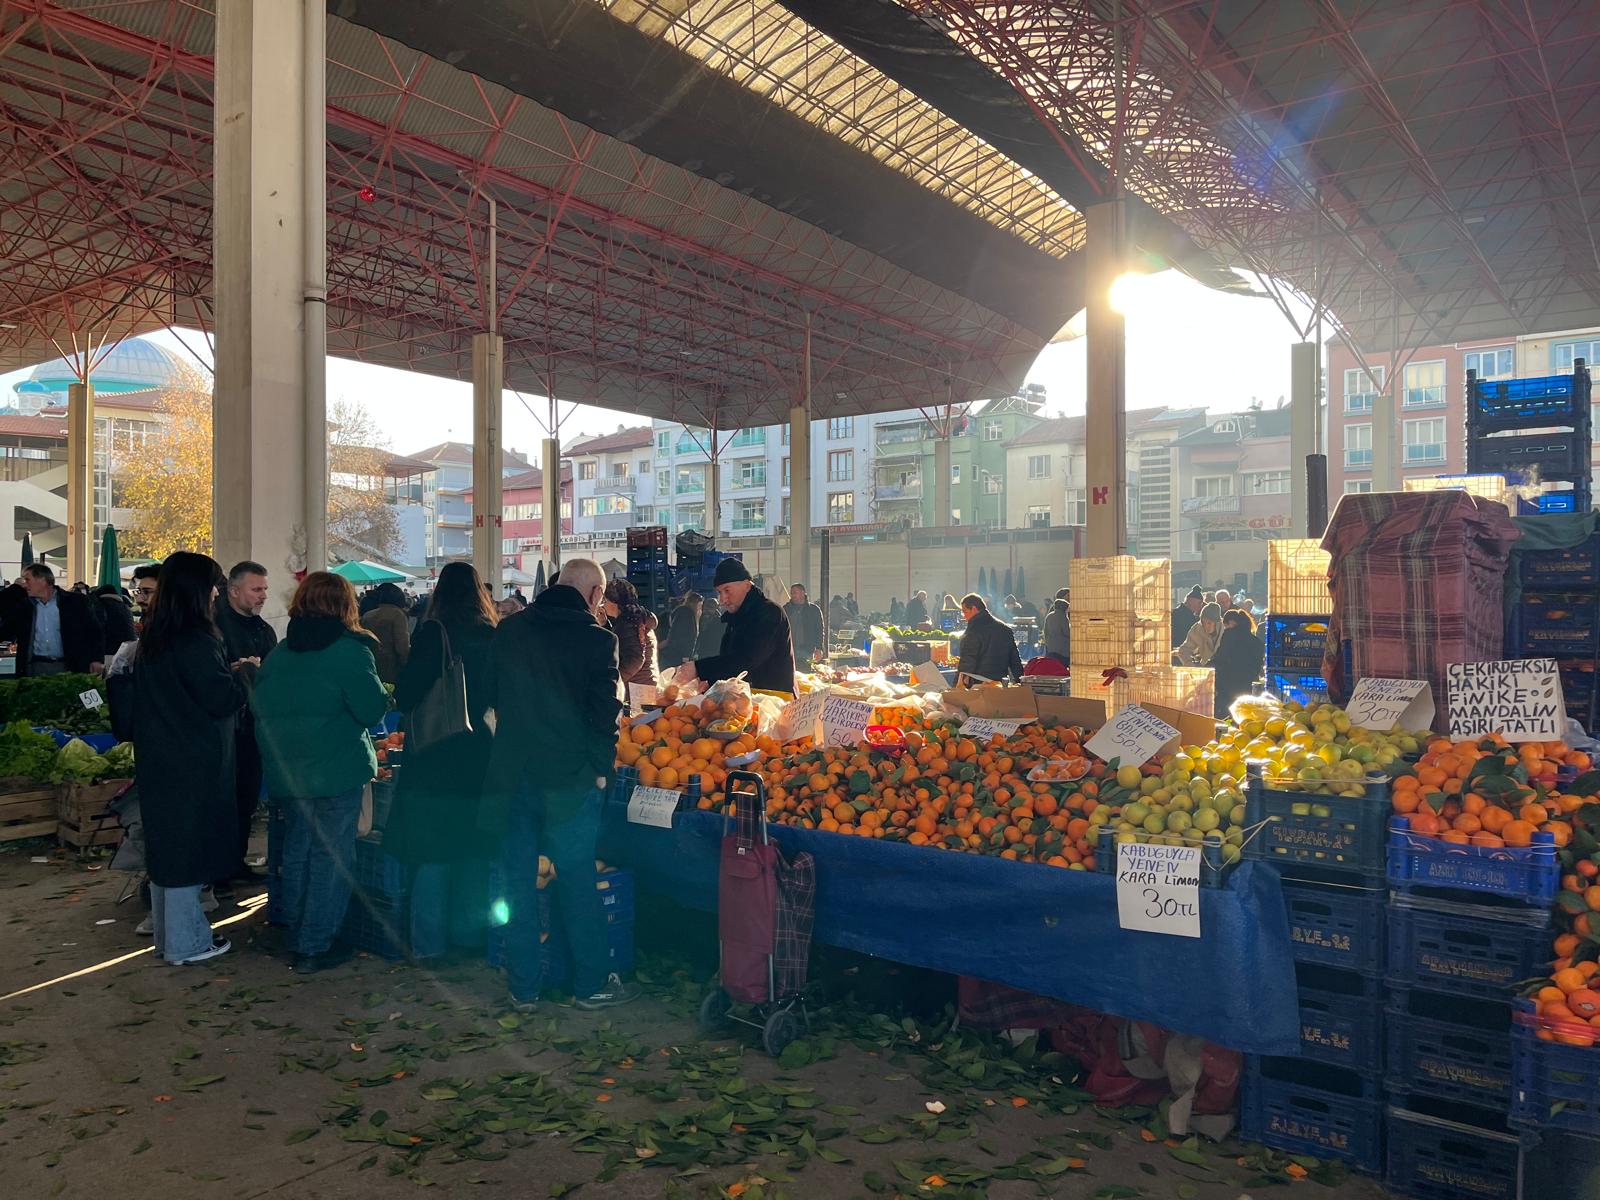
[{"xmin": 600, "ymin": 806, "xmax": 1299, "ymax": 1055}]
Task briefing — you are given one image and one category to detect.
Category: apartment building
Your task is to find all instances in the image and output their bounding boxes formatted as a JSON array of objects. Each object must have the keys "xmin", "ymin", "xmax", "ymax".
[
  {"xmin": 1171, "ymin": 406, "xmax": 1293, "ymax": 593},
  {"xmin": 460, "ymin": 465, "xmax": 573, "ymax": 573},
  {"xmin": 1327, "ymin": 326, "xmax": 1600, "ymax": 496},
  {"xmin": 407, "ymin": 441, "xmax": 532, "ymax": 562},
  {"xmin": 569, "ymin": 424, "xmax": 657, "ymax": 531}
]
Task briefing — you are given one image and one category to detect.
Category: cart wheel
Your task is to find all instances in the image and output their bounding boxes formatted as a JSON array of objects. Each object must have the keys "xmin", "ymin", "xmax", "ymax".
[
  {"xmin": 698, "ymin": 988, "xmax": 732, "ymax": 1033},
  {"xmin": 762, "ymin": 1006, "xmax": 801, "ymax": 1057}
]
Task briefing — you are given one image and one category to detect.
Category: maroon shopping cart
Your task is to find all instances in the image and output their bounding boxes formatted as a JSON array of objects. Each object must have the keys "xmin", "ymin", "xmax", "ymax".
[{"xmin": 698, "ymin": 770, "xmax": 814, "ymax": 1056}]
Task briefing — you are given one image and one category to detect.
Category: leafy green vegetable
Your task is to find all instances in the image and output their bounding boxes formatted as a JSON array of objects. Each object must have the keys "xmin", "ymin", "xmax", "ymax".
[
  {"xmin": 0, "ymin": 720, "xmax": 61, "ymax": 781},
  {"xmin": 50, "ymin": 738, "xmax": 109, "ymax": 783}
]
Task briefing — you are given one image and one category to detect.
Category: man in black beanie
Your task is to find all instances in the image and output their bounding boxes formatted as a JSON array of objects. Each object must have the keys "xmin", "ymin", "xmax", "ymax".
[
  {"xmin": 1172, "ymin": 585, "xmax": 1204, "ymax": 647},
  {"xmin": 678, "ymin": 557, "xmax": 796, "ymax": 697}
]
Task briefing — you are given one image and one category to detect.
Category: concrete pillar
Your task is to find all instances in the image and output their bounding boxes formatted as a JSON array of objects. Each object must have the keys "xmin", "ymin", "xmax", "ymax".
[
  {"xmin": 66, "ymin": 382, "xmax": 93, "ymax": 584},
  {"xmin": 542, "ymin": 435, "xmax": 560, "ymax": 574},
  {"xmin": 1085, "ymin": 200, "xmax": 1128, "ymax": 557},
  {"xmin": 1372, "ymin": 381, "xmax": 1399, "ymax": 491},
  {"xmin": 789, "ymin": 344, "xmax": 812, "ymax": 587},
  {"xmin": 1290, "ymin": 342, "xmax": 1319, "ymax": 535},
  {"xmin": 470, "ymin": 333, "xmax": 503, "ymax": 592},
  {"xmin": 706, "ymin": 427, "xmax": 721, "ymax": 535},
  {"xmin": 933, "ymin": 433, "xmax": 952, "ymax": 527},
  {"xmin": 213, "ymin": 0, "xmax": 325, "ymax": 620}
]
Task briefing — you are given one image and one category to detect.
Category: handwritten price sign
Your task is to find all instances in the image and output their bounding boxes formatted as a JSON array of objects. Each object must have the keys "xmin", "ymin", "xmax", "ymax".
[
  {"xmin": 1345, "ymin": 677, "xmax": 1433, "ymax": 732},
  {"xmin": 627, "ymin": 786, "xmax": 682, "ymax": 828},
  {"xmin": 1446, "ymin": 658, "xmax": 1563, "ymax": 741},
  {"xmin": 1084, "ymin": 705, "xmax": 1180, "ymax": 767},
  {"xmin": 960, "ymin": 716, "xmax": 1036, "ymax": 740},
  {"xmin": 1115, "ymin": 841, "xmax": 1201, "ymax": 938}
]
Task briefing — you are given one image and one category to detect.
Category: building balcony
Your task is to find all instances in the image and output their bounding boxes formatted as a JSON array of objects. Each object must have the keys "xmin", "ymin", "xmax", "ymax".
[
  {"xmin": 594, "ymin": 475, "xmax": 635, "ymax": 494},
  {"xmin": 875, "ymin": 481, "xmax": 922, "ymax": 499},
  {"xmin": 875, "ymin": 426, "xmax": 924, "ymax": 447},
  {"xmin": 675, "ymin": 480, "xmax": 706, "ymax": 495},
  {"xmin": 1345, "ymin": 448, "xmax": 1373, "ymax": 468},
  {"xmin": 1180, "ymin": 493, "xmax": 1240, "ymax": 515},
  {"xmin": 588, "ymin": 512, "xmax": 635, "ymax": 531},
  {"xmin": 724, "ymin": 475, "xmax": 767, "ymax": 493},
  {"xmin": 731, "ymin": 518, "xmax": 767, "ymax": 532}
]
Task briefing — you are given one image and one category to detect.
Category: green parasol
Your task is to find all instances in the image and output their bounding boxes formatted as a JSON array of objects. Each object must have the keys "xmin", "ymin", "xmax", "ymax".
[
  {"xmin": 97, "ymin": 525, "xmax": 120, "ymax": 590},
  {"xmin": 330, "ymin": 560, "xmax": 408, "ymax": 585}
]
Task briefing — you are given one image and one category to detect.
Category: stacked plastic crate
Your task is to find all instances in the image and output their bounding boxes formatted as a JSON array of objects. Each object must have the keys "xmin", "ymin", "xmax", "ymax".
[
  {"xmin": 1381, "ymin": 825, "xmax": 1557, "ymax": 1198},
  {"xmin": 1239, "ymin": 765, "xmax": 1392, "ymax": 1177},
  {"xmin": 626, "ymin": 526, "xmax": 672, "ymax": 611},
  {"xmin": 1512, "ymin": 535, "xmax": 1600, "ymax": 734},
  {"xmin": 1265, "ymin": 539, "xmax": 1335, "ymax": 705},
  {"xmin": 1467, "ymin": 361, "xmax": 1592, "ymax": 514},
  {"xmin": 1067, "ymin": 556, "xmax": 1170, "ymax": 718}
]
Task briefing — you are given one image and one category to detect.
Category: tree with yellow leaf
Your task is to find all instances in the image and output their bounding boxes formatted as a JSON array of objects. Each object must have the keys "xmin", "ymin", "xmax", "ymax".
[{"xmin": 120, "ymin": 364, "xmax": 214, "ymax": 560}]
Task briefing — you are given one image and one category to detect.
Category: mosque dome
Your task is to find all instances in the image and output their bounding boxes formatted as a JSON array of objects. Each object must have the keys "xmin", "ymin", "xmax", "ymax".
[{"xmin": 26, "ymin": 337, "xmax": 186, "ymax": 396}]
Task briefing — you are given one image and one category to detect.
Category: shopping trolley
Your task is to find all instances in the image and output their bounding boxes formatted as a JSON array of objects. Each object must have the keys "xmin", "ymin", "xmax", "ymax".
[{"xmin": 698, "ymin": 770, "xmax": 815, "ymax": 1056}]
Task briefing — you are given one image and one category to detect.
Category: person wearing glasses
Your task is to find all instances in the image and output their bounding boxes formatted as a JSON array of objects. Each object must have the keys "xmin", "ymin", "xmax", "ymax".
[{"xmin": 132, "ymin": 563, "xmax": 161, "ymax": 625}]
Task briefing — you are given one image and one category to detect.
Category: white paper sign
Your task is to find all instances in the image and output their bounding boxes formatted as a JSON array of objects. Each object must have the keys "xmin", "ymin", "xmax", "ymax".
[
  {"xmin": 79, "ymin": 688, "xmax": 104, "ymax": 711},
  {"xmin": 627, "ymin": 785, "xmax": 681, "ymax": 828},
  {"xmin": 1115, "ymin": 842, "xmax": 1202, "ymax": 938},
  {"xmin": 772, "ymin": 690, "xmax": 829, "ymax": 742},
  {"xmin": 1084, "ymin": 704, "xmax": 1180, "ymax": 766},
  {"xmin": 1345, "ymin": 677, "xmax": 1433, "ymax": 732},
  {"xmin": 1446, "ymin": 658, "xmax": 1565, "ymax": 741},
  {"xmin": 628, "ymin": 683, "xmax": 658, "ymax": 714},
  {"xmin": 821, "ymin": 696, "xmax": 873, "ymax": 747},
  {"xmin": 910, "ymin": 660, "xmax": 950, "ymax": 692},
  {"xmin": 960, "ymin": 715, "xmax": 1036, "ymax": 740}
]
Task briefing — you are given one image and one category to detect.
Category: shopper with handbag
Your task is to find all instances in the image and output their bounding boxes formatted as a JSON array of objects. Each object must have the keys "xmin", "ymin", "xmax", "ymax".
[
  {"xmin": 385, "ymin": 561, "xmax": 498, "ymax": 961},
  {"xmin": 252, "ymin": 572, "xmax": 391, "ymax": 973}
]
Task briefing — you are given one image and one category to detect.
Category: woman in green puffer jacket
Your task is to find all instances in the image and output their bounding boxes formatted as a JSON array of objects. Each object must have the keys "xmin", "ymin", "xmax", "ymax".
[{"xmin": 252, "ymin": 571, "xmax": 390, "ymax": 974}]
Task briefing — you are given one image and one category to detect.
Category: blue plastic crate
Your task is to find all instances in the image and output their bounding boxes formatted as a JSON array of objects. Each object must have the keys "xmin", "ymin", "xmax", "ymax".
[
  {"xmin": 1094, "ymin": 827, "xmax": 1231, "ymax": 889},
  {"xmin": 1520, "ymin": 535, "xmax": 1600, "ymax": 587},
  {"xmin": 1509, "ymin": 999, "xmax": 1600, "ymax": 1136},
  {"xmin": 34, "ymin": 729, "xmax": 119, "ymax": 752},
  {"xmin": 1385, "ymin": 991, "xmax": 1514, "ymax": 1108},
  {"xmin": 1282, "ymin": 877, "xmax": 1387, "ymax": 974},
  {"xmin": 1386, "ymin": 895, "xmax": 1551, "ymax": 1001},
  {"xmin": 1386, "ymin": 1106, "xmax": 1523, "ymax": 1200},
  {"xmin": 1509, "ymin": 591, "xmax": 1600, "ymax": 656},
  {"xmin": 1247, "ymin": 773, "xmax": 1391, "ymax": 876},
  {"xmin": 1470, "ymin": 429, "xmax": 1592, "ymax": 481},
  {"xmin": 343, "ymin": 893, "xmax": 408, "ymax": 959},
  {"xmin": 349, "ymin": 835, "xmax": 406, "ymax": 903},
  {"xmin": 367, "ymin": 711, "xmax": 402, "ymax": 737},
  {"xmin": 1238, "ymin": 1057, "xmax": 1384, "ymax": 1174},
  {"xmin": 1469, "ymin": 370, "xmax": 1591, "ymax": 433},
  {"xmin": 1387, "ymin": 816, "xmax": 1558, "ymax": 906},
  {"xmin": 1295, "ymin": 964, "xmax": 1385, "ymax": 1075},
  {"xmin": 609, "ymin": 766, "xmax": 640, "ymax": 806},
  {"xmin": 1265, "ymin": 614, "xmax": 1331, "ymax": 661},
  {"xmin": 626, "ymin": 545, "xmax": 669, "ymax": 567},
  {"xmin": 1266, "ymin": 669, "xmax": 1332, "ymax": 706}
]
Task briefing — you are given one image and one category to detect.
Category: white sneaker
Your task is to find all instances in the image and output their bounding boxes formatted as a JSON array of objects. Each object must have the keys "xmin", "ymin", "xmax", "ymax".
[
  {"xmin": 135, "ymin": 915, "xmax": 153, "ymax": 936},
  {"xmin": 169, "ymin": 937, "xmax": 231, "ymax": 966}
]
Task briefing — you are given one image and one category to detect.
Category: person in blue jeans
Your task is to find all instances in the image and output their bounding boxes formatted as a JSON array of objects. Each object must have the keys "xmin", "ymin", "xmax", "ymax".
[
  {"xmin": 253, "ymin": 572, "xmax": 391, "ymax": 973},
  {"xmin": 481, "ymin": 558, "xmax": 633, "ymax": 1011}
]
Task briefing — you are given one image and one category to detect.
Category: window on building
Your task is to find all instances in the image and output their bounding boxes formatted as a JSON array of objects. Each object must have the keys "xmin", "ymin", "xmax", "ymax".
[
  {"xmin": 781, "ymin": 426, "xmax": 790, "ymax": 445},
  {"xmin": 1464, "ymin": 347, "xmax": 1514, "ymax": 381},
  {"xmin": 656, "ymin": 469, "xmax": 670, "ymax": 493},
  {"xmin": 984, "ymin": 475, "xmax": 1002, "ymax": 494},
  {"xmin": 782, "ymin": 457, "xmax": 791, "ymax": 486},
  {"xmin": 1555, "ymin": 339, "xmax": 1600, "ymax": 372},
  {"xmin": 612, "ymin": 461, "xmax": 628, "ymax": 479},
  {"xmin": 636, "ymin": 507, "xmax": 652, "ymax": 524},
  {"xmin": 1245, "ymin": 471, "xmax": 1291, "ymax": 494},
  {"xmin": 1027, "ymin": 505, "xmax": 1051, "ymax": 529},
  {"xmin": 1345, "ymin": 423, "xmax": 1373, "ymax": 468},
  {"xmin": 984, "ymin": 420, "xmax": 1004, "ymax": 441},
  {"xmin": 781, "ymin": 497, "xmax": 791, "ymax": 527},
  {"xmin": 827, "ymin": 449, "xmax": 853, "ymax": 482},
  {"xmin": 676, "ymin": 428, "xmax": 708, "ymax": 454},
  {"xmin": 730, "ymin": 460, "xmax": 766, "ymax": 488},
  {"xmin": 951, "ymin": 464, "xmax": 961, "ymax": 483},
  {"xmin": 1344, "ymin": 480, "xmax": 1374, "ymax": 494},
  {"xmin": 828, "ymin": 491, "xmax": 854, "ymax": 524},
  {"xmin": 828, "ymin": 417, "xmax": 854, "ymax": 440},
  {"xmin": 1403, "ymin": 417, "xmax": 1446, "ymax": 464},
  {"xmin": 1064, "ymin": 488, "xmax": 1086, "ymax": 524},
  {"xmin": 734, "ymin": 500, "xmax": 766, "ymax": 530},
  {"xmin": 1027, "ymin": 454, "xmax": 1051, "ymax": 479},
  {"xmin": 1344, "ymin": 366, "xmax": 1383, "ymax": 414},
  {"xmin": 656, "ymin": 430, "xmax": 669, "ymax": 453},
  {"xmin": 950, "ymin": 508, "xmax": 962, "ymax": 525},
  {"xmin": 729, "ymin": 428, "xmax": 765, "ymax": 449},
  {"xmin": 676, "ymin": 467, "xmax": 705, "ymax": 493},
  {"xmin": 638, "ymin": 459, "xmax": 649, "ymax": 476},
  {"xmin": 579, "ymin": 497, "xmax": 598, "ymax": 517},
  {"xmin": 1193, "ymin": 476, "xmax": 1234, "ymax": 498},
  {"xmin": 1403, "ymin": 361, "xmax": 1446, "ymax": 408}
]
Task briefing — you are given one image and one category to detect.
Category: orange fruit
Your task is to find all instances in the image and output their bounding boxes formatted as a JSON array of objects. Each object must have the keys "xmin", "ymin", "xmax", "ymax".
[
  {"xmin": 1502, "ymin": 820, "xmax": 1538, "ymax": 848},
  {"xmin": 1519, "ymin": 803, "xmax": 1550, "ymax": 827},
  {"xmin": 1568, "ymin": 988, "xmax": 1600, "ymax": 1018},
  {"xmin": 1469, "ymin": 832, "xmax": 1505, "ymax": 848},
  {"xmin": 1585, "ymin": 887, "xmax": 1600, "ymax": 911},
  {"xmin": 1580, "ymin": 961, "xmax": 1600, "ymax": 981},
  {"xmin": 1539, "ymin": 985, "xmax": 1570, "ymax": 1008},
  {"xmin": 1555, "ymin": 933, "xmax": 1582, "ymax": 958},
  {"xmin": 1481, "ymin": 807, "xmax": 1512, "ymax": 834},
  {"xmin": 1554, "ymin": 966, "xmax": 1587, "ymax": 995}
]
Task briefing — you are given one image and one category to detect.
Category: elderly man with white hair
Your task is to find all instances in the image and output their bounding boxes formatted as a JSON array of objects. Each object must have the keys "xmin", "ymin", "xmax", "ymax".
[{"xmin": 479, "ymin": 557, "xmax": 633, "ymax": 1013}]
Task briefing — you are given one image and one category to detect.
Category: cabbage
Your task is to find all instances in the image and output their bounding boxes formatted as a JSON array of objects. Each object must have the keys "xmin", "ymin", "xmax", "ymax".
[{"xmin": 51, "ymin": 737, "xmax": 109, "ymax": 784}]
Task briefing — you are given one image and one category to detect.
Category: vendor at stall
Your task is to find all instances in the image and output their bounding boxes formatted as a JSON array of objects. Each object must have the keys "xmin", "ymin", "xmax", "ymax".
[
  {"xmin": 678, "ymin": 558, "xmax": 796, "ymax": 698},
  {"xmin": 954, "ymin": 593, "xmax": 1022, "ymax": 686}
]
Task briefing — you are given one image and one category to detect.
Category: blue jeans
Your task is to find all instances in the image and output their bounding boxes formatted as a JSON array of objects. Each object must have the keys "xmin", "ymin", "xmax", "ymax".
[
  {"xmin": 278, "ymin": 788, "xmax": 364, "ymax": 956},
  {"xmin": 497, "ymin": 788, "xmax": 606, "ymax": 1000},
  {"xmin": 151, "ymin": 883, "xmax": 213, "ymax": 963},
  {"xmin": 409, "ymin": 860, "xmax": 489, "ymax": 959}
]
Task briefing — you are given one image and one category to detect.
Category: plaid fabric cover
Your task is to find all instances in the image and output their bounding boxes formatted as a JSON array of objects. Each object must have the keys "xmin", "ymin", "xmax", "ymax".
[
  {"xmin": 957, "ymin": 977, "xmax": 1081, "ymax": 1030},
  {"xmin": 728, "ymin": 775, "xmax": 815, "ymax": 999},
  {"xmin": 1321, "ymin": 491, "xmax": 1520, "ymax": 708}
]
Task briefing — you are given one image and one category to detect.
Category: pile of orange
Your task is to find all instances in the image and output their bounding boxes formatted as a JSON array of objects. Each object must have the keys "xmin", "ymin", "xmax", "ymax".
[
  {"xmin": 1531, "ymin": 961, "xmax": 1600, "ymax": 1046},
  {"xmin": 615, "ymin": 701, "xmax": 789, "ymax": 794},
  {"xmin": 1390, "ymin": 737, "xmax": 1589, "ymax": 849}
]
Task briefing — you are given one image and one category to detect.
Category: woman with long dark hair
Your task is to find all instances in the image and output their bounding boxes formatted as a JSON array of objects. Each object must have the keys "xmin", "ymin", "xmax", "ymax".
[
  {"xmin": 252, "ymin": 572, "xmax": 390, "ymax": 973},
  {"xmin": 385, "ymin": 561, "xmax": 499, "ymax": 961},
  {"xmin": 604, "ymin": 577, "xmax": 658, "ymax": 689},
  {"xmin": 1209, "ymin": 608, "xmax": 1265, "ymax": 719},
  {"xmin": 132, "ymin": 552, "xmax": 247, "ymax": 965}
]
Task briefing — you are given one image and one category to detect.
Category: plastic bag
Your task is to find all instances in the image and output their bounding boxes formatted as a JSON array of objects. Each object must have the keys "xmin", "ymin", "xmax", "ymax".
[
  {"xmin": 705, "ymin": 673, "xmax": 755, "ymax": 726},
  {"xmin": 655, "ymin": 665, "xmax": 704, "ymax": 704},
  {"xmin": 867, "ymin": 625, "xmax": 895, "ymax": 669}
]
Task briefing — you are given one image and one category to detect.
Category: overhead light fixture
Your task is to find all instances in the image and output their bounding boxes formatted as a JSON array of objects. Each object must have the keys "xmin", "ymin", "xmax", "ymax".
[{"xmin": 0, "ymin": 323, "xmax": 17, "ymax": 329}]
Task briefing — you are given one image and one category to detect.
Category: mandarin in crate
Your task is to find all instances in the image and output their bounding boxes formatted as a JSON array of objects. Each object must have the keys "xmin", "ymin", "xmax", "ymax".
[
  {"xmin": 1502, "ymin": 820, "xmax": 1538, "ymax": 848},
  {"xmin": 1569, "ymin": 988, "xmax": 1600, "ymax": 1018}
]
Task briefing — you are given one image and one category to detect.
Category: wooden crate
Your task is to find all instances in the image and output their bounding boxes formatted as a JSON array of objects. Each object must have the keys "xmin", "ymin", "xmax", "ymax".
[
  {"xmin": 57, "ymin": 778, "xmax": 131, "ymax": 850},
  {"xmin": 0, "ymin": 782, "xmax": 61, "ymax": 844}
]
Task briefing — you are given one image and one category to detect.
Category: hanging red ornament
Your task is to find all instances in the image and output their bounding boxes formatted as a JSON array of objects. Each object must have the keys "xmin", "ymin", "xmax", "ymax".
[{"xmin": 358, "ymin": 185, "xmax": 376, "ymax": 202}]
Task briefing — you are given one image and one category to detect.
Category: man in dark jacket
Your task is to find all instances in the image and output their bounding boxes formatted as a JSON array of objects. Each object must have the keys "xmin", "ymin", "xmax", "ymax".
[
  {"xmin": 682, "ymin": 558, "xmax": 796, "ymax": 696},
  {"xmin": 480, "ymin": 558, "xmax": 632, "ymax": 1013},
  {"xmin": 782, "ymin": 583, "xmax": 825, "ymax": 671},
  {"xmin": 954, "ymin": 593, "xmax": 1022, "ymax": 685},
  {"xmin": 1172, "ymin": 586, "xmax": 1204, "ymax": 647},
  {"xmin": 214, "ymin": 560, "xmax": 279, "ymax": 881},
  {"xmin": 92, "ymin": 586, "xmax": 137, "ymax": 657},
  {"xmin": 3, "ymin": 563, "xmax": 104, "ymax": 675},
  {"xmin": 903, "ymin": 590, "xmax": 930, "ymax": 626}
]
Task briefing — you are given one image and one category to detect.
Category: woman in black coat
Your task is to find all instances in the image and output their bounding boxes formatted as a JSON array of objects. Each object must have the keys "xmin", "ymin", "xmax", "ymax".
[
  {"xmin": 130, "ymin": 552, "xmax": 247, "ymax": 965},
  {"xmin": 1209, "ymin": 608, "xmax": 1265, "ymax": 719},
  {"xmin": 384, "ymin": 561, "xmax": 498, "ymax": 961},
  {"xmin": 93, "ymin": 585, "xmax": 137, "ymax": 656}
]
